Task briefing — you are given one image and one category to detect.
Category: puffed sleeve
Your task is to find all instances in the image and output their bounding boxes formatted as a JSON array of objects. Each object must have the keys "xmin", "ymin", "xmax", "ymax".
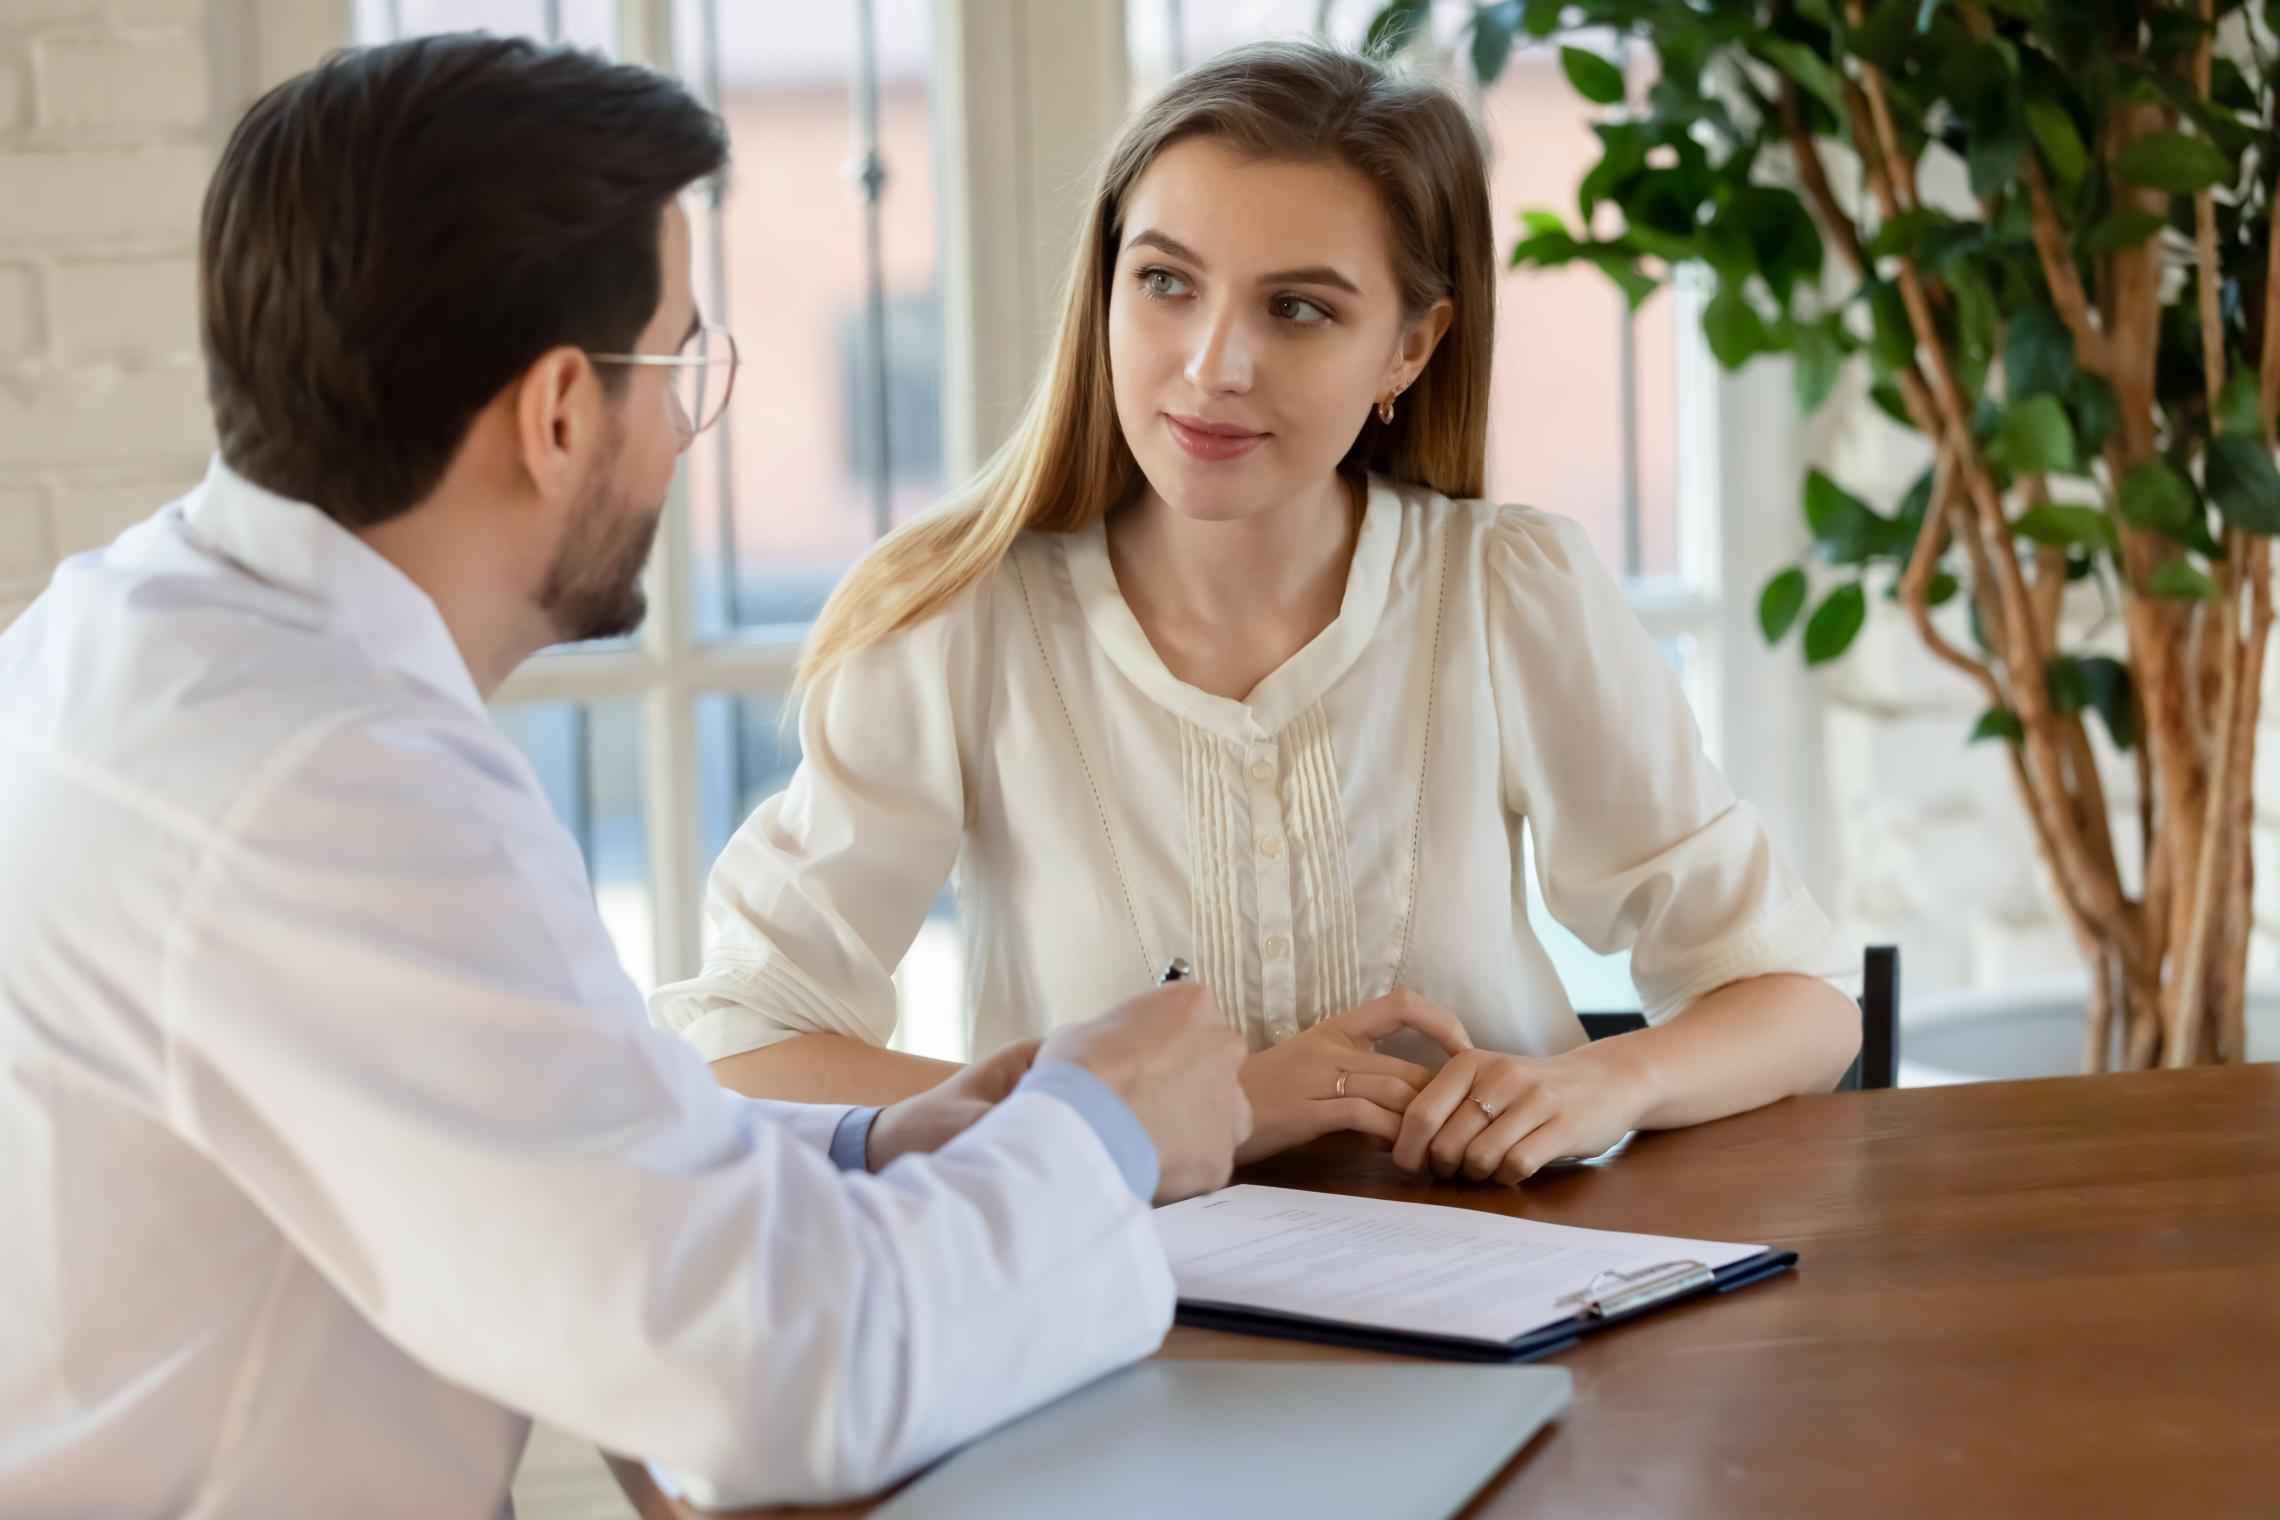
[
  {"xmin": 649, "ymin": 600, "xmax": 981, "ymax": 1061},
  {"xmin": 1484, "ymin": 505, "xmax": 1850, "ymax": 1023}
]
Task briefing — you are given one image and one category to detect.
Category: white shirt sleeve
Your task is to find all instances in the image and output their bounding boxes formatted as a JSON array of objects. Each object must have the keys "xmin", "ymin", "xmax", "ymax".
[
  {"xmin": 1484, "ymin": 507, "xmax": 1850, "ymax": 1022},
  {"xmin": 165, "ymin": 706, "xmax": 1171, "ymax": 1507},
  {"xmin": 649, "ymin": 611, "xmax": 974, "ymax": 1061}
]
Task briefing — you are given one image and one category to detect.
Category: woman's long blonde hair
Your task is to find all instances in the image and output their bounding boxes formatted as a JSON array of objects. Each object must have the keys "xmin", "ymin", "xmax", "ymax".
[{"xmin": 796, "ymin": 37, "xmax": 1496, "ymax": 692}]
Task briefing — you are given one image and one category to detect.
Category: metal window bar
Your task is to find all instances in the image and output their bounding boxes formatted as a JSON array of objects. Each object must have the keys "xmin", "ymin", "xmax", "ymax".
[
  {"xmin": 694, "ymin": 0, "xmax": 746, "ymax": 633},
  {"xmin": 565, "ymin": 702, "xmax": 595, "ymax": 877},
  {"xmin": 852, "ymin": 0, "xmax": 896, "ymax": 543}
]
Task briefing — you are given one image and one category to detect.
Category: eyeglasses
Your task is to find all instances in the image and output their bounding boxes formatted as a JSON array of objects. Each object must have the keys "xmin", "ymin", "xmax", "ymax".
[{"xmin": 588, "ymin": 322, "xmax": 740, "ymax": 443}]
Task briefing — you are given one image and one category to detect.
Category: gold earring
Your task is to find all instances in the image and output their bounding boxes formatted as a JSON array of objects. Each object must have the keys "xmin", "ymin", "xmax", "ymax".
[{"xmin": 1378, "ymin": 383, "xmax": 1402, "ymax": 426}]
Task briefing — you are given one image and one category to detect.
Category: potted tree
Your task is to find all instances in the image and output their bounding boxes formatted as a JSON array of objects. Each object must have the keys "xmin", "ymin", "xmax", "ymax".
[{"xmin": 1368, "ymin": 0, "xmax": 2277, "ymax": 1071}]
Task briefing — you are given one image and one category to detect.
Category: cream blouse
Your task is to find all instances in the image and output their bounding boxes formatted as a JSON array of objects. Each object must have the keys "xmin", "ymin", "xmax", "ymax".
[{"xmin": 651, "ymin": 476, "xmax": 1848, "ymax": 1069}]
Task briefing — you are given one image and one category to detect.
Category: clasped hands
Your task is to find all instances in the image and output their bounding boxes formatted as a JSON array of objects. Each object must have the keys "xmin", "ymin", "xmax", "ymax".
[{"xmin": 1235, "ymin": 989, "xmax": 1650, "ymax": 1184}]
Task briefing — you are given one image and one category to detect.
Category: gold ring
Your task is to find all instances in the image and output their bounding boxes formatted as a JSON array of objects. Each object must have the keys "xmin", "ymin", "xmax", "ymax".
[
  {"xmin": 1473, "ymin": 1097, "xmax": 1499, "ymax": 1119},
  {"xmin": 1334, "ymin": 1070, "xmax": 1349, "ymax": 1099}
]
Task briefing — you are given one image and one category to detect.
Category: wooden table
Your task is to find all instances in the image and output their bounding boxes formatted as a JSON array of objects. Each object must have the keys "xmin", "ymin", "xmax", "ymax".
[{"xmin": 620, "ymin": 1065, "xmax": 2280, "ymax": 1518}]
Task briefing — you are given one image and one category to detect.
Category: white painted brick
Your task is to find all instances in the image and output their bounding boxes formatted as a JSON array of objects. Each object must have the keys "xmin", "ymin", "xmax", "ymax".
[
  {"xmin": 0, "ymin": 0, "xmax": 202, "ymax": 30},
  {"xmin": 0, "ymin": 144, "xmax": 207, "ymax": 250},
  {"xmin": 0, "ymin": 365, "xmax": 209, "ymax": 469},
  {"xmin": 0, "ymin": 587, "xmax": 31, "ymax": 632},
  {"xmin": 50, "ymin": 469, "xmax": 193, "ymax": 557},
  {"xmin": 49, "ymin": 255, "xmax": 193, "ymax": 361},
  {"xmin": 0, "ymin": 2, "xmax": 102, "ymax": 35},
  {"xmin": 110, "ymin": 0, "xmax": 206, "ymax": 25},
  {"xmin": 0, "ymin": 261, "xmax": 38, "ymax": 358},
  {"xmin": 0, "ymin": 480, "xmax": 50, "ymax": 578},
  {"xmin": 0, "ymin": 47, "xmax": 25, "ymax": 135},
  {"xmin": 33, "ymin": 34, "xmax": 209, "ymax": 137}
]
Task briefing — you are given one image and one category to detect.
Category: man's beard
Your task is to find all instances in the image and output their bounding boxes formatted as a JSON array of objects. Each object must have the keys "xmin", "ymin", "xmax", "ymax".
[{"xmin": 537, "ymin": 436, "xmax": 664, "ymax": 645}]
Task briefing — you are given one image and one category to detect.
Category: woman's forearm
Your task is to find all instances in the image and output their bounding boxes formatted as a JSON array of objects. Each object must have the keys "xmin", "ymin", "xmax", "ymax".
[
  {"xmin": 710, "ymin": 1031, "xmax": 962, "ymax": 1105},
  {"xmin": 1597, "ymin": 973, "xmax": 1862, "ymax": 1131}
]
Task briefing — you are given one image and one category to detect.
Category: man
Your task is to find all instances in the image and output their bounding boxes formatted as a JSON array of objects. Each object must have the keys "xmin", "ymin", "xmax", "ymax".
[{"xmin": 0, "ymin": 34, "xmax": 1249, "ymax": 1517}]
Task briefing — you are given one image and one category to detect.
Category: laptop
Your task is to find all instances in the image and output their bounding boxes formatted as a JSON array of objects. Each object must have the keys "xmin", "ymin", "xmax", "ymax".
[{"xmin": 871, "ymin": 1358, "xmax": 1572, "ymax": 1520}]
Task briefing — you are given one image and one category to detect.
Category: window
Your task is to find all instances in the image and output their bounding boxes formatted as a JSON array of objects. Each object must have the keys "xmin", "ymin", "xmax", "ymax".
[
  {"xmin": 1129, "ymin": 1, "xmax": 1728, "ymax": 1009},
  {"xmin": 360, "ymin": 0, "xmax": 1733, "ymax": 1035},
  {"xmin": 359, "ymin": 0, "xmax": 962, "ymax": 1045}
]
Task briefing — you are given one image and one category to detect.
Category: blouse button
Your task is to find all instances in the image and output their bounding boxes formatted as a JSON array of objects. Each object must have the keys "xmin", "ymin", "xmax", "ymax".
[
  {"xmin": 1264, "ymin": 933, "xmax": 1291, "ymax": 960},
  {"xmin": 1257, "ymin": 834, "xmax": 1283, "ymax": 858},
  {"xmin": 1249, "ymin": 759, "xmax": 1275, "ymax": 783}
]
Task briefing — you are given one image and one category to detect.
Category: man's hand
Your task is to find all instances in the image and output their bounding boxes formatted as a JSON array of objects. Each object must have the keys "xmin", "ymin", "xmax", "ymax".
[
  {"xmin": 1037, "ymin": 981, "xmax": 1252, "ymax": 1203},
  {"xmin": 865, "ymin": 1037, "xmax": 1043, "ymax": 1170}
]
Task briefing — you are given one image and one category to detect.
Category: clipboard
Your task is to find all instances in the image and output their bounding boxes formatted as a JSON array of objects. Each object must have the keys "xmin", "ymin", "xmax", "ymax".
[{"xmin": 1174, "ymin": 1249, "xmax": 1799, "ymax": 1363}]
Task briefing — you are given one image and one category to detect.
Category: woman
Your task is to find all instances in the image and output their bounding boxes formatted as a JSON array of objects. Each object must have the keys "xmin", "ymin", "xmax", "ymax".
[{"xmin": 652, "ymin": 39, "xmax": 1859, "ymax": 1184}]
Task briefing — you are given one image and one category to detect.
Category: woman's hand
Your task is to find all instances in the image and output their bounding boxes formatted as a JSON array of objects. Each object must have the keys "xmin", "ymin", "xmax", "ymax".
[
  {"xmin": 1392, "ymin": 1040, "xmax": 1656, "ymax": 1185},
  {"xmin": 1236, "ymin": 990, "xmax": 1473, "ymax": 1165}
]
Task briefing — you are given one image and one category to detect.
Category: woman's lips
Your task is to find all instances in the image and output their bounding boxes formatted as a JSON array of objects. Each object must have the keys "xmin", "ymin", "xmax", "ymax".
[{"xmin": 1166, "ymin": 414, "xmax": 1267, "ymax": 462}]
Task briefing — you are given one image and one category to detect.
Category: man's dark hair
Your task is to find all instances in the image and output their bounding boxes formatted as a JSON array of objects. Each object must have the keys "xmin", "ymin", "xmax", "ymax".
[{"xmin": 199, "ymin": 34, "xmax": 727, "ymax": 528}]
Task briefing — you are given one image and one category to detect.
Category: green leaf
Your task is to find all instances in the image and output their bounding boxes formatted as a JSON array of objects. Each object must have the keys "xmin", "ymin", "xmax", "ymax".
[
  {"xmin": 2212, "ymin": 57, "xmax": 2256, "ymax": 114},
  {"xmin": 1869, "ymin": 281, "xmax": 1915, "ymax": 371},
  {"xmin": 2217, "ymin": 367, "xmax": 2262, "ymax": 440},
  {"xmin": 1703, "ymin": 288, "xmax": 1769, "ymax": 370},
  {"xmin": 2025, "ymin": 98, "xmax": 2089, "ymax": 186},
  {"xmin": 1577, "ymin": 121, "xmax": 1648, "ymax": 220},
  {"xmin": 2205, "ymin": 434, "xmax": 2280, "ymax": 533},
  {"xmin": 1868, "ymin": 208, "xmax": 1955, "ymax": 261},
  {"xmin": 1967, "ymin": 111, "xmax": 2029, "ymax": 198},
  {"xmin": 1990, "ymin": 395, "xmax": 2078, "ymax": 475},
  {"xmin": 1970, "ymin": 707, "xmax": 2025, "ymax": 745},
  {"xmin": 2118, "ymin": 457, "xmax": 2199, "ymax": 536},
  {"xmin": 2147, "ymin": 558, "xmax": 2220, "ymax": 601},
  {"xmin": 2004, "ymin": 304, "xmax": 2075, "ymax": 401},
  {"xmin": 1560, "ymin": 45, "xmax": 1626, "ymax": 105},
  {"xmin": 1583, "ymin": 246, "xmax": 1658, "ymax": 310},
  {"xmin": 2044, "ymin": 655, "xmax": 2094, "ymax": 716},
  {"xmin": 2013, "ymin": 503, "xmax": 2117, "ymax": 553},
  {"xmin": 1803, "ymin": 582, "xmax": 1869, "ymax": 665},
  {"xmin": 2074, "ymin": 374, "xmax": 2119, "ymax": 457},
  {"xmin": 1870, "ymin": 378, "xmax": 1913, "ymax": 428},
  {"xmin": 1722, "ymin": 187, "xmax": 1824, "ymax": 307},
  {"xmin": 1522, "ymin": 0, "xmax": 1563, "ymax": 35},
  {"xmin": 1926, "ymin": 570, "xmax": 1960, "ymax": 606},
  {"xmin": 1755, "ymin": 38, "xmax": 1844, "ymax": 117},
  {"xmin": 1470, "ymin": 2, "xmax": 1521, "ymax": 83},
  {"xmin": 2114, "ymin": 131, "xmax": 2230, "ymax": 193},
  {"xmin": 2077, "ymin": 656, "xmax": 2137, "ymax": 750},
  {"xmin": 1760, "ymin": 567, "xmax": 1810, "ymax": 642},
  {"xmin": 1363, "ymin": 0, "xmax": 1428, "ymax": 59},
  {"xmin": 1518, "ymin": 208, "xmax": 1567, "ymax": 238},
  {"xmin": 1511, "ymin": 229, "xmax": 1581, "ymax": 268},
  {"xmin": 2084, "ymin": 209, "xmax": 2167, "ymax": 253},
  {"xmin": 1805, "ymin": 468, "xmax": 1901, "ymax": 563},
  {"xmin": 1793, "ymin": 321, "xmax": 1843, "ymax": 414}
]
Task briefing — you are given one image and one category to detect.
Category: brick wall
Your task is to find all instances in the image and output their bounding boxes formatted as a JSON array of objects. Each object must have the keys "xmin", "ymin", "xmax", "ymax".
[{"xmin": 0, "ymin": 0, "xmax": 220, "ymax": 626}]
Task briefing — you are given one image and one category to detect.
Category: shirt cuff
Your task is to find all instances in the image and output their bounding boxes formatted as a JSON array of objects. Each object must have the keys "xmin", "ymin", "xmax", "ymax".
[
  {"xmin": 827, "ymin": 1105, "xmax": 881, "ymax": 1172},
  {"xmin": 1012, "ymin": 1061, "xmax": 1159, "ymax": 1202}
]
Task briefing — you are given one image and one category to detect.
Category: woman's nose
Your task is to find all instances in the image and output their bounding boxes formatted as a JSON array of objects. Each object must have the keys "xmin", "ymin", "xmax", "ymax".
[{"xmin": 1183, "ymin": 303, "xmax": 1255, "ymax": 395}]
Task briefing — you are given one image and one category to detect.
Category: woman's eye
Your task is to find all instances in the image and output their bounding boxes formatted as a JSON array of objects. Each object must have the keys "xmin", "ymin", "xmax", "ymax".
[
  {"xmin": 1139, "ymin": 267, "xmax": 1192, "ymax": 299},
  {"xmin": 1274, "ymin": 294, "xmax": 1332, "ymax": 325}
]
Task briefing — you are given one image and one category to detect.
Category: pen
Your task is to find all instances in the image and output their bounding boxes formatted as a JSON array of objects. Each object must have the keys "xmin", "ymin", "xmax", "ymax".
[{"xmin": 1158, "ymin": 958, "xmax": 1192, "ymax": 985}]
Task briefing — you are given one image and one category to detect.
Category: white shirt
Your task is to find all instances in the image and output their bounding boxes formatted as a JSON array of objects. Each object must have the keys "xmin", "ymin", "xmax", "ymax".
[
  {"xmin": 655, "ymin": 476, "xmax": 1848, "ymax": 1069},
  {"xmin": 0, "ymin": 460, "xmax": 1173, "ymax": 1518}
]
